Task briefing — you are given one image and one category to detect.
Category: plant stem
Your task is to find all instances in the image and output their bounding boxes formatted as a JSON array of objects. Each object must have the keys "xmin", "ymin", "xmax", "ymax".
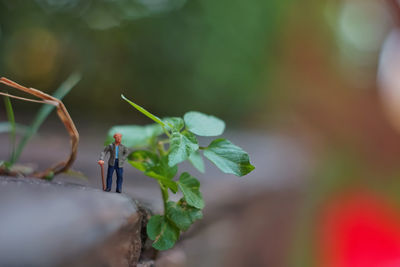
[
  {"xmin": 4, "ymin": 95, "xmax": 16, "ymax": 165},
  {"xmin": 162, "ymin": 127, "xmax": 171, "ymax": 138},
  {"xmin": 160, "ymin": 183, "xmax": 169, "ymax": 212},
  {"xmin": 157, "ymin": 141, "xmax": 166, "ymax": 156}
]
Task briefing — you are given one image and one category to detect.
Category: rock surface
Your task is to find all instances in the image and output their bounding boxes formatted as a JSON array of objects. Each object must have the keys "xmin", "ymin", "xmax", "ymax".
[{"xmin": 0, "ymin": 176, "xmax": 142, "ymax": 267}]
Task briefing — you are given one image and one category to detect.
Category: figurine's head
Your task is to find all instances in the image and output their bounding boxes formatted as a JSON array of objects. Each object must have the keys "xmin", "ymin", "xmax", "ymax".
[{"xmin": 113, "ymin": 133, "xmax": 122, "ymax": 144}]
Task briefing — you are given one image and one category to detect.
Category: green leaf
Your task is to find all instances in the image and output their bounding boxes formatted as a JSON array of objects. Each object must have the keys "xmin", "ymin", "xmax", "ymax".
[
  {"xmin": 147, "ymin": 215, "xmax": 180, "ymax": 250},
  {"xmin": 178, "ymin": 172, "xmax": 204, "ymax": 209},
  {"xmin": 14, "ymin": 72, "xmax": 81, "ymax": 164},
  {"xmin": 184, "ymin": 111, "xmax": 225, "ymax": 136},
  {"xmin": 189, "ymin": 150, "xmax": 205, "ymax": 173},
  {"xmin": 203, "ymin": 139, "xmax": 255, "ymax": 176},
  {"xmin": 168, "ymin": 131, "xmax": 199, "ymax": 166},
  {"xmin": 128, "ymin": 150, "xmax": 159, "ymax": 172},
  {"xmin": 106, "ymin": 124, "xmax": 163, "ymax": 148},
  {"xmin": 153, "ymin": 156, "xmax": 179, "ymax": 181},
  {"xmin": 128, "ymin": 151, "xmax": 178, "ymax": 193},
  {"xmin": 158, "ymin": 178, "xmax": 178, "ymax": 194},
  {"xmin": 128, "ymin": 151, "xmax": 177, "ymax": 179},
  {"xmin": 3, "ymin": 95, "xmax": 16, "ymax": 163},
  {"xmin": 163, "ymin": 117, "xmax": 184, "ymax": 132},
  {"xmin": 121, "ymin": 94, "xmax": 166, "ymax": 127},
  {"xmin": 166, "ymin": 200, "xmax": 203, "ymax": 231}
]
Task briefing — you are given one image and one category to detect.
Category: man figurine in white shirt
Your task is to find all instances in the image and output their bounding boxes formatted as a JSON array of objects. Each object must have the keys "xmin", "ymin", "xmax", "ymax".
[{"xmin": 98, "ymin": 133, "xmax": 131, "ymax": 193}]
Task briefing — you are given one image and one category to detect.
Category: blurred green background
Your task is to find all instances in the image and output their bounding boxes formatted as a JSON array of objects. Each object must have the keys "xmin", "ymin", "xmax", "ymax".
[{"xmin": 0, "ymin": 0, "xmax": 287, "ymax": 125}]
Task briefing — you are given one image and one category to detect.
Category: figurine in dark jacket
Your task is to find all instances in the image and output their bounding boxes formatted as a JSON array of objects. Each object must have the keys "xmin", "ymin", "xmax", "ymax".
[{"xmin": 98, "ymin": 133, "xmax": 131, "ymax": 193}]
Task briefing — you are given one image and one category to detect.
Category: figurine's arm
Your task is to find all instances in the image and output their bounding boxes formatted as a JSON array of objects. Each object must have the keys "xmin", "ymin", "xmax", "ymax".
[{"xmin": 98, "ymin": 145, "xmax": 111, "ymax": 165}]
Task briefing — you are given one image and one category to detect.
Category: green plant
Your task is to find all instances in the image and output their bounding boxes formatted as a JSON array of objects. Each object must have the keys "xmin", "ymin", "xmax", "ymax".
[
  {"xmin": 107, "ymin": 95, "xmax": 255, "ymax": 250},
  {"xmin": 3, "ymin": 94, "xmax": 16, "ymax": 167},
  {"xmin": 0, "ymin": 73, "xmax": 81, "ymax": 174}
]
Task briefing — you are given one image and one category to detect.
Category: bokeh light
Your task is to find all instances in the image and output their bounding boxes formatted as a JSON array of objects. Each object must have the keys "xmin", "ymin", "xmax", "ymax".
[{"xmin": 1, "ymin": 0, "xmax": 400, "ymax": 266}]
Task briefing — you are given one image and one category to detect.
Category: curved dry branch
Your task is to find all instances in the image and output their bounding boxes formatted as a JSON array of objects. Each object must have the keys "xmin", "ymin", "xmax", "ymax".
[{"xmin": 0, "ymin": 77, "xmax": 79, "ymax": 178}]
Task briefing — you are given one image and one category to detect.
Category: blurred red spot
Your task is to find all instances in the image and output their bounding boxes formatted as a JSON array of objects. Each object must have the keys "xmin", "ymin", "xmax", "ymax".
[{"xmin": 318, "ymin": 192, "xmax": 400, "ymax": 267}]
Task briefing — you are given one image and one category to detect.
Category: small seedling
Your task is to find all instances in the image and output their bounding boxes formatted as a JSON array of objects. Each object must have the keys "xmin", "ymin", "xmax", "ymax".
[{"xmin": 107, "ymin": 95, "xmax": 255, "ymax": 250}]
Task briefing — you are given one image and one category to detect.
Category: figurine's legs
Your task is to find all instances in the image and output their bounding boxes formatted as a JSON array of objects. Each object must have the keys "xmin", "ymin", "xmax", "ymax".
[
  {"xmin": 116, "ymin": 166, "xmax": 123, "ymax": 193},
  {"xmin": 106, "ymin": 164, "xmax": 115, "ymax": 191}
]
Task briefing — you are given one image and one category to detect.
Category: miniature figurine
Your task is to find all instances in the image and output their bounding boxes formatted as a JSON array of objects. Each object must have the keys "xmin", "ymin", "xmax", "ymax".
[{"xmin": 98, "ymin": 133, "xmax": 131, "ymax": 193}]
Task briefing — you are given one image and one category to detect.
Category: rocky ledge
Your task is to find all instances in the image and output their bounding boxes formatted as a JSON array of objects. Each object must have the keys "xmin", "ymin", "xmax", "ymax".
[{"xmin": 0, "ymin": 176, "xmax": 147, "ymax": 267}]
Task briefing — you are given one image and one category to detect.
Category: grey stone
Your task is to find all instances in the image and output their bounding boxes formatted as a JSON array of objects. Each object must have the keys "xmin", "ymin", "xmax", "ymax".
[{"xmin": 0, "ymin": 176, "xmax": 142, "ymax": 267}]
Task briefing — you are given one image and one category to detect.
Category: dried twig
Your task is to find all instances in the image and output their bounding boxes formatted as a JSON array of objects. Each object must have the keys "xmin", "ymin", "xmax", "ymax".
[{"xmin": 0, "ymin": 77, "xmax": 79, "ymax": 178}]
